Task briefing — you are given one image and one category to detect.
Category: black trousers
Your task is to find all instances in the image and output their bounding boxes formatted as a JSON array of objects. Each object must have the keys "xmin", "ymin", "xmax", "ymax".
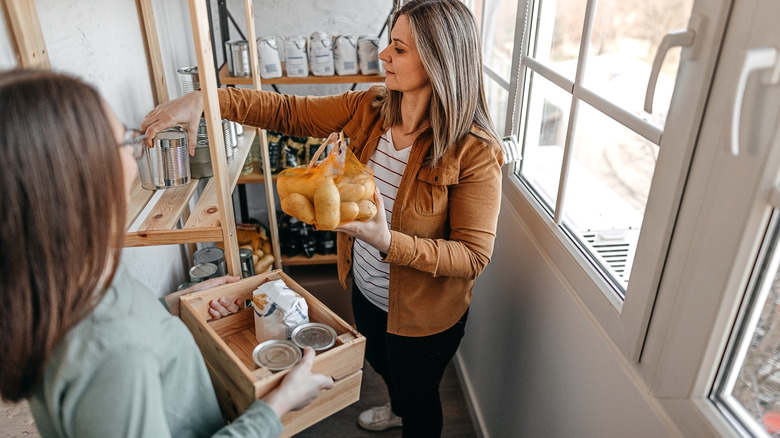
[{"xmin": 352, "ymin": 285, "xmax": 468, "ymax": 438}]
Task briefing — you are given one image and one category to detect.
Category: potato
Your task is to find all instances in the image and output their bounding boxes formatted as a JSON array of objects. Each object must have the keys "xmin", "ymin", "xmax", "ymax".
[
  {"xmin": 254, "ymin": 254, "xmax": 274, "ymax": 274},
  {"xmin": 340, "ymin": 201, "xmax": 360, "ymax": 222},
  {"xmin": 281, "ymin": 192, "xmax": 316, "ymax": 224},
  {"xmin": 314, "ymin": 176, "xmax": 340, "ymax": 230},
  {"xmin": 356, "ymin": 199, "xmax": 377, "ymax": 221},
  {"xmin": 360, "ymin": 176, "xmax": 376, "ymax": 200},
  {"xmin": 337, "ymin": 182, "xmax": 365, "ymax": 202},
  {"xmin": 277, "ymin": 171, "xmax": 328, "ymax": 199}
]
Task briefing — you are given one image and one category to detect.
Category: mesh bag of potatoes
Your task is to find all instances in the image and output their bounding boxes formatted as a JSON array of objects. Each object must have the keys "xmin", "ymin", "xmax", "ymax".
[{"xmin": 277, "ymin": 132, "xmax": 377, "ymax": 230}]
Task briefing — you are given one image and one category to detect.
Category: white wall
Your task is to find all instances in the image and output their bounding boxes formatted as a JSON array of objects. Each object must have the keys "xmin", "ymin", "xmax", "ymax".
[{"xmin": 458, "ymin": 190, "xmax": 671, "ymax": 437}]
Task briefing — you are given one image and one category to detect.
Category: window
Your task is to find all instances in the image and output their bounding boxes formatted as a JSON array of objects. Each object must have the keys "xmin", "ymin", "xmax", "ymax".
[{"xmin": 514, "ymin": 0, "xmax": 693, "ymax": 295}]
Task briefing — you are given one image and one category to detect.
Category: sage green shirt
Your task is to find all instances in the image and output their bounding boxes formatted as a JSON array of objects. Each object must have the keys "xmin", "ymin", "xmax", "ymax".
[{"xmin": 28, "ymin": 264, "xmax": 283, "ymax": 438}]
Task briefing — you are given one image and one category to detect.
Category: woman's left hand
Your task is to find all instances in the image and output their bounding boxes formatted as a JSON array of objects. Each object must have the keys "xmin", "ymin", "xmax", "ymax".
[
  {"xmin": 165, "ymin": 275, "xmax": 242, "ymax": 317},
  {"xmin": 336, "ymin": 188, "xmax": 391, "ymax": 254}
]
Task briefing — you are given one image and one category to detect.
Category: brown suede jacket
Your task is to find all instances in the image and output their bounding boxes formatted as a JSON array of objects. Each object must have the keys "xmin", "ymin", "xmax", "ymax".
[{"xmin": 218, "ymin": 85, "xmax": 503, "ymax": 336}]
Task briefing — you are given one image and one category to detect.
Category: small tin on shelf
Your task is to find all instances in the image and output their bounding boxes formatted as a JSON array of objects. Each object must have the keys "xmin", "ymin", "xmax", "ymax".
[
  {"xmin": 189, "ymin": 262, "xmax": 218, "ymax": 283},
  {"xmin": 252, "ymin": 339, "xmax": 302, "ymax": 371},
  {"xmin": 291, "ymin": 322, "xmax": 337, "ymax": 352}
]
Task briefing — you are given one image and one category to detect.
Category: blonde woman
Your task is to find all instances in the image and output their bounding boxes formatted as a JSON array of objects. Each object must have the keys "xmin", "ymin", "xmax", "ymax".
[
  {"xmin": 0, "ymin": 69, "xmax": 333, "ymax": 437},
  {"xmin": 143, "ymin": 1, "xmax": 502, "ymax": 435}
]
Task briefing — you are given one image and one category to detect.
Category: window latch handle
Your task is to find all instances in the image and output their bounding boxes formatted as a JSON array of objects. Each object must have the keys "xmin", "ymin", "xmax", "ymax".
[
  {"xmin": 644, "ymin": 16, "xmax": 705, "ymax": 114},
  {"xmin": 731, "ymin": 47, "xmax": 779, "ymax": 156}
]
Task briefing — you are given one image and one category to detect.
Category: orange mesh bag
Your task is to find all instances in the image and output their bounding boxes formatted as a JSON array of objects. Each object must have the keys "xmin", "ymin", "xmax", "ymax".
[{"xmin": 277, "ymin": 132, "xmax": 377, "ymax": 230}]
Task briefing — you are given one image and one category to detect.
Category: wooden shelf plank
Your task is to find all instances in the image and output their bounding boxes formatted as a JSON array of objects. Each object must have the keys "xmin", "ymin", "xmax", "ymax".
[
  {"xmin": 126, "ymin": 174, "xmax": 156, "ymax": 230},
  {"xmin": 282, "ymin": 253, "xmax": 337, "ymax": 266},
  {"xmin": 138, "ymin": 182, "xmax": 200, "ymax": 231},
  {"xmin": 124, "ymin": 227, "xmax": 224, "ymax": 248},
  {"xmin": 237, "ymin": 166, "xmax": 278, "ymax": 184},
  {"xmin": 185, "ymin": 127, "xmax": 256, "ymax": 230},
  {"xmin": 219, "ymin": 64, "xmax": 385, "ymax": 86}
]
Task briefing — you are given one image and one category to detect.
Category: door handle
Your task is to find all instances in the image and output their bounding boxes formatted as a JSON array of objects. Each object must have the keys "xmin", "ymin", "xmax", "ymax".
[
  {"xmin": 644, "ymin": 16, "xmax": 705, "ymax": 114},
  {"xmin": 731, "ymin": 47, "xmax": 779, "ymax": 156}
]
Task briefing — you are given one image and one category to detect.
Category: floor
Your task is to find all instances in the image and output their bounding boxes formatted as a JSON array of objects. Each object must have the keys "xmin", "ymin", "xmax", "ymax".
[{"xmin": 0, "ymin": 360, "xmax": 477, "ymax": 437}]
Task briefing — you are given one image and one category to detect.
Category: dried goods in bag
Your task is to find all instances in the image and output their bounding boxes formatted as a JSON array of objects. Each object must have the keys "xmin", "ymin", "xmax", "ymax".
[{"xmin": 277, "ymin": 132, "xmax": 377, "ymax": 230}]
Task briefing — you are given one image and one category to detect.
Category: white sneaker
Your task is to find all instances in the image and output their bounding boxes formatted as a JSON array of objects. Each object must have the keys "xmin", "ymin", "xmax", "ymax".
[{"xmin": 357, "ymin": 402, "xmax": 403, "ymax": 431}]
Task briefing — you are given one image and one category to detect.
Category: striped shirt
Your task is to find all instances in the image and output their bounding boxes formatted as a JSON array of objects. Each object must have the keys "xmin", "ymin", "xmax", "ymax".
[{"xmin": 353, "ymin": 129, "xmax": 410, "ymax": 312}]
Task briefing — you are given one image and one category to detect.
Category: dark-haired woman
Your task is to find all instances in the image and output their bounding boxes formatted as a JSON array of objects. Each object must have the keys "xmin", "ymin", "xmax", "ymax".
[{"xmin": 0, "ymin": 69, "xmax": 333, "ymax": 438}]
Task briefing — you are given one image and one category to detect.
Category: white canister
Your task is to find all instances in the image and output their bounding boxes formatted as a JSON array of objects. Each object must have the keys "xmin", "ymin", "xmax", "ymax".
[
  {"xmin": 333, "ymin": 35, "xmax": 359, "ymax": 75},
  {"xmin": 358, "ymin": 36, "xmax": 382, "ymax": 75},
  {"xmin": 257, "ymin": 36, "xmax": 282, "ymax": 79},
  {"xmin": 284, "ymin": 36, "xmax": 309, "ymax": 77},
  {"xmin": 308, "ymin": 31, "xmax": 334, "ymax": 77}
]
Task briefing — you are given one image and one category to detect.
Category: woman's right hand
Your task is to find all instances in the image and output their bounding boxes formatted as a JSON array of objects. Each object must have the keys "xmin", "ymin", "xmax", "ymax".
[
  {"xmin": 140, "ymin": 91, "xmax": 204, "ymax": 155},
  {"xmin": 261, "ymin": 347, "xmax": 334, "ymax": 417}
]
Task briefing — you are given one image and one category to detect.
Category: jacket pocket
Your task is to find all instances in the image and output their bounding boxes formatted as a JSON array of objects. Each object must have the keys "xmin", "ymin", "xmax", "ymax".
[{"xmin": 415, "ymin": 167, "xmax": 458, "ymax": 216}]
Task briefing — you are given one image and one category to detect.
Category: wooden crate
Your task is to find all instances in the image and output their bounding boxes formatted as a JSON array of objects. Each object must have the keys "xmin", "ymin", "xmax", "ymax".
[{"xmin": 180, "ymin": 270, "xmax": 365, "ymax": 437}]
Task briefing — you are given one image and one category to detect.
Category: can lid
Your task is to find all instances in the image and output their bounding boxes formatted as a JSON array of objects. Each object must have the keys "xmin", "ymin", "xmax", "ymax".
[
  {"xmin": 193, "ymin": 247, "xmax": 225, "ymax": 264},
  {"xmin": 239, "ymin": 248, "xmax": 253, "ymax": 259},
  {"xmin": 291, "ymin": 322, "xmax": 337, "ymax": 351},
  {"xmin": 155, "ymin": 127, "xmax": 187, "ymax": 150},
  {"xmin": 177, "ymin": 66, "xmax": 198, "ymax": 75},
  {"xmin": 252, "ymin": 340, "xmax": 302, "ymax": 371},
  {"xmin": 189, "ymin": 263, "xmax": 217, "ymax": 280}
]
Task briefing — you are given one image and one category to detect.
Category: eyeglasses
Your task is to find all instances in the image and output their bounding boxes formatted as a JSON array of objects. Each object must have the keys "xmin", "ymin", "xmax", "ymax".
[{"xmin": 119, "ymin": 127, "xmax": 148, "ymax": 159}]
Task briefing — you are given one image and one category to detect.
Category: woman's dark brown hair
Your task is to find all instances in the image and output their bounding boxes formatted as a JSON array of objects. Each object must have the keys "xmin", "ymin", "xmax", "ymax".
[{"xmin": 0, "ymin": 69, "xmax": 126, "ymax": 402}]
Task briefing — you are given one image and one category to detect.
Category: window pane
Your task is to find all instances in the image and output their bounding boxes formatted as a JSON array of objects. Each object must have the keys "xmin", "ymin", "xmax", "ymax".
[
  {"xmin": 562, "ymin": 102, "xmax": 654, "ymax": 289},
  {"xmin": 584, "ymin": 0, "xmax": 694, "ymax": 126},
  {"xmin": 482, "ymin": 0, "xmax": 519, "ymax": 80},
  {"xmin": 713, "ymin": 217, "xmax": 780, "ymax": 436},
  {"xmin": 485, "ymin": 77, "xmax": 509, "ymax": 135},
  {"xmin": 530, "ymin": 0, "xmax": 586, "ymax": 81},
  {"xmin": 519, "ymin": 72, "xmax": 572, "ymax": 211}
]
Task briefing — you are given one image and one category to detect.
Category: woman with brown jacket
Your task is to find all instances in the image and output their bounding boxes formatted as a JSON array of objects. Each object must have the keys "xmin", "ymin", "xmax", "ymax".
[{"xmin": 142, "ymin": 1, "xmax": 502, "ymax": 435}]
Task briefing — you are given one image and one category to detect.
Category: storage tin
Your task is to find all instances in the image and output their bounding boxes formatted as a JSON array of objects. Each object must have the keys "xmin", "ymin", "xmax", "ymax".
[
  {"xmin": 227, "ymin": 40, "xmax": 251, "ymax": 77},
  {"xmin": 252, "ymin": 339, "xmax": 302, "ymax": 371},
  {"xmin": 177, "ymin": 66, "xmax": 200, "ymax": 97},
  {"xmin": 193, "ymin": 247, "xmax": 227, "ymax": 276},
  {"xmin": 137, "ymin": 126, "xmax": 191, "ymax": 190},
  {"xmin": 291, "ymin": 322, "xmax": 337, "ymax": 351},
  {"xmin": 239, "ymin": 248, "xmax": 255, "ymax": 278},
  {"xmin": 189, "ymin": 263, "xmax": 218, "ymax": 283}
]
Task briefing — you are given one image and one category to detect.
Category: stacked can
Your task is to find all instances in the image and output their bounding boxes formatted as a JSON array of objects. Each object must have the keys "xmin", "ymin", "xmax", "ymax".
[
  {"xmin": 221, "ymin": 119, "xmax": 235, "ymax": 164},
  {"xmin": 191, "ymin": 118, "xmax": 213, "ymax": 178},
  {"xmin": 193, "ymin": 247, "xmax": 227, "ymax": 277}
]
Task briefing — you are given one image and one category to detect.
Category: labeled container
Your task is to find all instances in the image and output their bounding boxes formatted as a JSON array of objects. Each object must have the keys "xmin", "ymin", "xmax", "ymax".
[
  {"xmin": 227, "ymin": 40, "xmax": 251, "ymax": 77},
  {"xmin": 252, "ymin": 340, "xmax": 301, "ymax": 371},
  {"xmin": 193, "ymin": 247, "xmax": 227, "ymax": 277},
  {"xmin": 177, "ymin": 66, "xmax": 200, "ymax": 97},
  {"xmin": 137, "ymin": 126, "xmax": 191, "ymax": 190},
  {"xmin": 257, "ymin": 36, "xmax": 282, "ymax": 79}
]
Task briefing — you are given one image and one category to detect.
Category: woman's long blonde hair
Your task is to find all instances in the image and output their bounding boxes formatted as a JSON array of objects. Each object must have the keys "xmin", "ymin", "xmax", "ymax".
[
  {"xmin": 379, "ymin": 0, "xmax": 499, "ymax": 166},
  {"xmin": 0, "ymin": 70, "xmax": 126, "ymax": 402}
]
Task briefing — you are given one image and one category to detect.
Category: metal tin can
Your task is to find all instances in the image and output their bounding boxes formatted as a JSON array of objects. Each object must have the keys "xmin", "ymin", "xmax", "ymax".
[
  {"xmin": 138, "ymin": 126, "xmax": 191, "ymax": 189},
  {"xmin": 176, "ymin": 66, "xmax": 199, "ymax": 97},
  {"xmin": 291, "ymin": 322, "xmax": 337, "ymax": 351},
  {"xmin": 226, "ymin": 40, "xmax": 251, "ymax": 77},
  {"xmin": 222, "ymin": 119, "xmax": 235, "ymax": 163},
  {"xmin": 189, "ymin": 262, "xmax": 218, "ymax": 283},
  {"xmin": 239, "ymin": 248, "xmax": 255, "ymax": 278},
  {"xmin": 252, "ymin": 339, "xmax": 302, "ymax": 371},
  {"xmin": 193, "ymin": 247, "xmax": 227, "ymax": 276}
]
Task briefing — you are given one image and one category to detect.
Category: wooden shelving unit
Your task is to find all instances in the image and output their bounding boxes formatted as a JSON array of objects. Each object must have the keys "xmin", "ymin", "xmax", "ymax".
[{"xmin": 219, "ymin": 64, "xmax": 385, "ymax": 86}]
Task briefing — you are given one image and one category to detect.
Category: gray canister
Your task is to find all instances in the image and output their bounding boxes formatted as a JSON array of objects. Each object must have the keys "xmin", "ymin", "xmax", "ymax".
[
  {"xmin": 239, "ymin": 248, "xmax": 255, "ymax": 278},
  {"xmin": 137, "ymin": 126, "xmax": 190, "ymax": 189},
  {"xmin": 189, "ymin": 263, "xmax": 218, "ymax": 283},
  {"xmin": 191, "ymin": 138, "xmax": 213, "ymax": 179},
  {"xmin": 222, "ymin": 120, "xmax": 235, "ymax": 163},
  {"xmin": 177, "ymin": 66, "xmax": 200, "ymax": 97},
  {"xmin": 227, "ymin": 40, "xmax": 251, "ymax": 77},
  {"xmin": 193, "ymin": 247, "xmax": 227, "ymax": 277}
]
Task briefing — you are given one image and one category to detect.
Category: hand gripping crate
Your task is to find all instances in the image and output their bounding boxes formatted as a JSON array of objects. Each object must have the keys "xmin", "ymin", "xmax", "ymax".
[{"xmin": 179, "ymin": 270, "xmax": 365, "ymax": 436}]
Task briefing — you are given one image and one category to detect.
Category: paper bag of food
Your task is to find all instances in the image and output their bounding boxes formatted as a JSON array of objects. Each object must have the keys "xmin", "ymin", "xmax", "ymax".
[
  {"xmin": 276, "ymin": 132, "xmax": 377, "ymax": 230},
  {"xmin": 252, "ymin": 279, "xmax": 309, "ymax": 342}
]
